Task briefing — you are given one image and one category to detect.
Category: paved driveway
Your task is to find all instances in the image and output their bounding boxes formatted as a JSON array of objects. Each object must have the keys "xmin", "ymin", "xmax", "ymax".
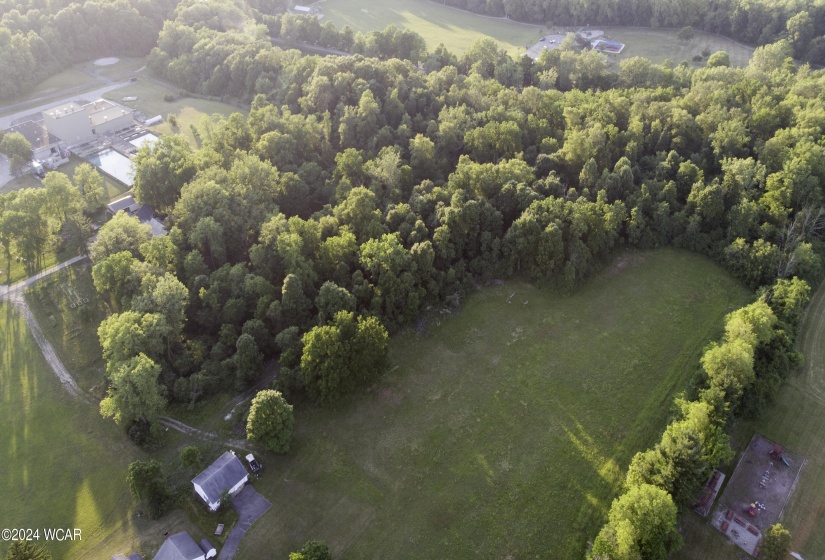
[{"xmin": 217, "ymin": 485, "xmax": 272, "ymax": 560}]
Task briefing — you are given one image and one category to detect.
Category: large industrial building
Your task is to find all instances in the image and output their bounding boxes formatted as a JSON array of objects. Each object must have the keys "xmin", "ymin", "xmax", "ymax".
[{"xmin": 42, "ymin": 99, "xmax": 134, "ymax": 146}]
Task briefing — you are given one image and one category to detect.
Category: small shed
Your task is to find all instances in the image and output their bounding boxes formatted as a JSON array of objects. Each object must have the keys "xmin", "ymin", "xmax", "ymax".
[
  {"xmin": 192, "ymin": 451, "xmax": 249, "ymax": 511},
  {"xmin": 199, "ymin": 539, "xmax": 217, "ymax": 559}
]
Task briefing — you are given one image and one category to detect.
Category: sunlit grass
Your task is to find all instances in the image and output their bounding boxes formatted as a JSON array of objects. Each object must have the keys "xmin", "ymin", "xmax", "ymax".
[{"xmin": 235, "ymin": 249, "xmax": 751, "ymax": 559}]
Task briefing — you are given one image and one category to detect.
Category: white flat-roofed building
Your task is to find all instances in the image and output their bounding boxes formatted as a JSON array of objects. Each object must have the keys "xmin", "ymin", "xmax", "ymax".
[
  {"xmin": 42, "ymin": 99, "xmax": 134, "ymax": 146},
  {"xmin": 43, "ymin": 102, "xmax": 92, "ymax": 145}
]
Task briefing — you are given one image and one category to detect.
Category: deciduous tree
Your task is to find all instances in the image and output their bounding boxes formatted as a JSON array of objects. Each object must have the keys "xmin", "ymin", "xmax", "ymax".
[{"xmin": 246, "ymin": 389, "xmax": 294, "ymax": 453}]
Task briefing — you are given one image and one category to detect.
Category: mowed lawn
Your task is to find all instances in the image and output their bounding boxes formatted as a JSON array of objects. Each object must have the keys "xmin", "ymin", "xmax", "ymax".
[
  {"xmin": 0, "ymin": 301, "xmax": 136, "ymax": 559},
  {"xmin": 599, "ymin": 27, "xmax": 754, "ymax": 68},
  {"xmin": 0, "ymin": 297, "xmax": 212, "ymax": 559},
  {"xmin": 323, "ymin": 0, "xmax": 542, "ymax": 56},
  {"xmin": 26, "ymin": 264, "xmax": 108, "ymax": 393},
  {"xmin": 104, "ymin": 80, "xmax": 246, "ymax": 148},
  {"xmin": 236, "ymin": 249, "xmax": 751, "ymax": 560},
  {"xmin": 675, "ymin": 277, "xmax": 825, "ymax": 560}
]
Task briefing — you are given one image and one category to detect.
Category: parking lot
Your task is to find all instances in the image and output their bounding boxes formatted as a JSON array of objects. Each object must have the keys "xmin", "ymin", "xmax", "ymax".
[{"xmin": 524, "ymin": 34, "xmax": 568, "ymax": 59}]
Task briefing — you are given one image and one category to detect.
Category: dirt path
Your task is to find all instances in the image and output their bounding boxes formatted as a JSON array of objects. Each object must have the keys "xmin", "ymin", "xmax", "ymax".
[
  {"xmin": 9, "ymin": 293, "xmax": 86, "ymax": 399},
  {"xmin": 159, "ymin": 416, "xmax": 253, "ymax": 451}
]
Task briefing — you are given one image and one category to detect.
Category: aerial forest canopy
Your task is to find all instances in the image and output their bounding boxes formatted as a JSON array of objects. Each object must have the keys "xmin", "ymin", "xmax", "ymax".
[{"xmin": 85, "ymin": 2, "xmax": 825, "ymax": 419}]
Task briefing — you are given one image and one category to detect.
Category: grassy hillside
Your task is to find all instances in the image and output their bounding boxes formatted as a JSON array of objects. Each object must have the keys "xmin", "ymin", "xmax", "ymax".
[{"xmin": 235, "ymin": 249, "xmax": 751, "ymax": 559}]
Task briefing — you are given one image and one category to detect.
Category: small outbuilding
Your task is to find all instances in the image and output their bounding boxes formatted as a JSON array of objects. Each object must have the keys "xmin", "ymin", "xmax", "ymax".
[
  {"xmin": 199, "ymin": 539, "xmax": 217, "ymax": 560},
  {"xmin": 112, "ymin": 553, "xmax": 144, "ymax": 560},
  {"xmin": 192, "ymin": 451, "xmax": 249, "ymax": 511}
]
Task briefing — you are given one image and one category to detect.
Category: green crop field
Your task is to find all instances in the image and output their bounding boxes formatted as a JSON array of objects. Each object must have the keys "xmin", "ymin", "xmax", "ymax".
[
  {"xmin": 675, "ymin": 278, "xmax": 825, "ymax": 560},
  {"xmin": 323, "ymin": 0, "xmax": 542, "ymax": 56},
  {"xmin": 233, "ymin": 249, "xmax": 750, "ymax": 559},
  {"xmin": 104, "ymin": 80, "xmax": 246, "ymax": 149}
]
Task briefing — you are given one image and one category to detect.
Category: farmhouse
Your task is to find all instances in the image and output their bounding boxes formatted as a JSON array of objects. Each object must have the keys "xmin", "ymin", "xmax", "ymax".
[
  {"xmin": 42, "ymin": 99, "xmax": 134, "ymax": 146},
  {"xmin": 2, "ymin": 121, "xmax": 67, "ymax": 166},
  {"xmin": 192, "ymin": 451, "xmax": 249, "ymax": 511},
  {"xmin": 152, "ymin": 531, "xmax": 215, "ymax": 560}
]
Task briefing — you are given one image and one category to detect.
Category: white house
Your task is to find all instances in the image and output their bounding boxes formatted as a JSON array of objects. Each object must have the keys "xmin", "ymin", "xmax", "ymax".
[
  {"xmin": 152, "ymin": 532, "xmax": 209, "ymax": 560},
  {"xmin": 192, "ymin": 451, "xmax": 249, "ymax": 511}
]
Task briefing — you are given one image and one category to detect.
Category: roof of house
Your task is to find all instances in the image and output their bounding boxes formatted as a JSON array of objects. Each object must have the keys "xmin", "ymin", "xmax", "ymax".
[
  {"xmin": 134, "ymin": 204, "xmax": 155, "ymax": 222},
  {"xmin": 3, "ymin": 121, "xmax": 59, "ymax": 150},
  {"xmin": 192, "ymin": 451, "xmax": 248, "ymax": 505},
  {"xmin": 128, "ymin": 554, "xmax": 145, "ymax": 560},
  {"xmin": 153, "ymin": 532, "xmax": 204, "ymax": 560},
  {"xmin": 107, "ymin": 195, "xmax": 137, "ymax": 214}
]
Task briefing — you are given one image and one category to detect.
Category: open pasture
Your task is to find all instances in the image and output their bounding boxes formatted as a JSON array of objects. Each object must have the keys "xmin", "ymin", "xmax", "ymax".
[
  {"xmin": 235, "ymin": 249, "xmax": 750, "ymax": 559},
  {"xmin": 323, "ymin": 0, "xmax": 542, "ymax": 56},
  {"xmin": 600, "ymin": 27, "xmax": 754, "ymax": 68}
]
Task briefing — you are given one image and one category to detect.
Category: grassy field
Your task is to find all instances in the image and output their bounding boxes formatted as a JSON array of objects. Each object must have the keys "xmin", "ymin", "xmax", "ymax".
[
  {"xmin": 675, "ymin": 277, "xmax": 825, "ymax": 560},
  {"xmin": 599, "ymin": 27, "xmax": 754, "ymax": 69},
  {"xmin": 232, "ymin": 249, "xmax": 750, "ymax": 560},
  {"xmin": 0, "ymin": 302, "xmax": 143, "ymax": 559},
  {"xmin": 0, "ymin": 155, "xmax": 129, "ymax": 201},
  {"xmin": 324, "ymin": 0, "xmax": 542, "ymax": 56},
  {"xmin": 103, "ymin": 80, "xmax": 246, "ymax": 148},
  {"xmin": 0, "ymin": 69, "xmax": 96, "ymax": 114},
  {"xmin": 26, "ymin": 264, "xmax": 108, "ymax": 393},
  {"xmin": 0, "ymin": 274, "xmax": 228, "ymax": 559}
]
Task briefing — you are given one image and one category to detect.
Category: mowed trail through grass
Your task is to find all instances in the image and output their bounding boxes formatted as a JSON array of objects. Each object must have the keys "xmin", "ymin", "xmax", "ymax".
[
  {"xmin": 675, "ymin": 276, "xmax": 825, "ymax": 560},
  {"xmin": 237, "ymin": 249, "xmax": 750, "ymax": 559}
]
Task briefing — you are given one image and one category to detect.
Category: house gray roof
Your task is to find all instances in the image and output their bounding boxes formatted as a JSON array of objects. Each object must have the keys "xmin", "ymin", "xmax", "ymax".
[
  {"xmin": 192, "ymin": 451, "xmax": 248, "ymax": 505},
  {"xmin": 107, "ymin": 195, "xmax": 137, "ymax": 214},
  {"xmin": 113, "ymin": 553, "xmax": 143, "ymax": 560},
  {"xmin": 153, "ymin": 532, "xmax": 204, "ymax": 560}
]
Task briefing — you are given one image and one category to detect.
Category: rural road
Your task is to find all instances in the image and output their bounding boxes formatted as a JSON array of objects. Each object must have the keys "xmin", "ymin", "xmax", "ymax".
[
  {"xmin": 0, "ymin": 80, "xmax": 132, "ymax": 129},
  {"xmin": 0, "ymin": 254, "xmax": 88, "ymax": 301}
]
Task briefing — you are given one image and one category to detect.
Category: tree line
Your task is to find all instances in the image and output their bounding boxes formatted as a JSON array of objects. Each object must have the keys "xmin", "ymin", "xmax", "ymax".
[{"xmin": 441, "ymin": 0, "xmax": 825, "ymax": 62}]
